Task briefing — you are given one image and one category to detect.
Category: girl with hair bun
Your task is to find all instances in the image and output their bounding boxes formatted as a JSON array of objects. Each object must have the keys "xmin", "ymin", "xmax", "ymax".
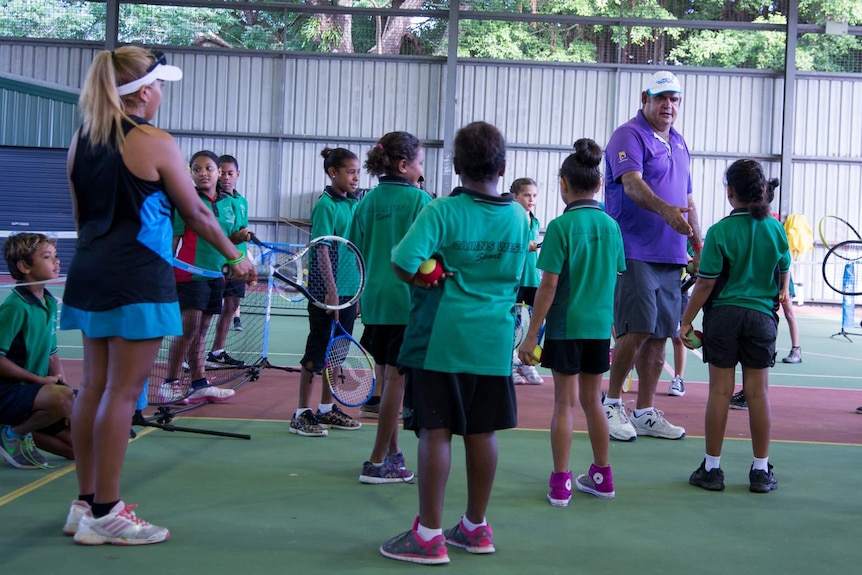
[
  {"xmin": 681, "ymin": 158, "xmax": 791, "ymax": 494},
  {"xmin": 518, "ymin": 138, "xmax": 625, "ymax": 507}
]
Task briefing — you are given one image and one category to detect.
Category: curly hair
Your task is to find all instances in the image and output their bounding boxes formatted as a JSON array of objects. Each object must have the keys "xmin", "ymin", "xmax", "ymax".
[
  {"xmin": 454, "ymin": 122, "xmax": 506, "ymax": 182},
  {"xmin": 364, "ymin": 132, "xmax": 422, "ymax": 177},
  {"xmin": 725, "ymin": 159, "xmax": 778, "ymax": 221},
  {"xmin": 3, "ymin": 233, "xmax": 57, "ymax": 281}
]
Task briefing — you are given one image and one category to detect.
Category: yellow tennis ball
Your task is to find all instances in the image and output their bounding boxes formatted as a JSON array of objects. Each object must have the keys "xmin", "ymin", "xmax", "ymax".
[
  {"xmin": 419, "ymin": 259, "xmax": 437, "ymax": 274},
  {"xmin": 416, "ymin": 258, "xmax": 443, "ymax": 283},
  {"xmin": 533, "ymin": 345, "xmax": 543, "ymax": 365}
]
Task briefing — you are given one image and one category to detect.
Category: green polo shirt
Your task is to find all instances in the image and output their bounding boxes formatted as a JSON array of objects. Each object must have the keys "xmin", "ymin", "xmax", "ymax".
[
  {"xmin": 393, "ymin": 187, "xmax": 530, "ymax": 376},
  {"xmin": 311, "ymin": 187, "xmax": 360, "ymax": 298},
  {"xmin": 538, "ymin": 200, "xmax": 626, "ymax": 340},
  {"xmin": 521, "ymin": 211, "xmax": 542, "ymax": 288},
  {"xmin": 698, "ymin": 209, "xmax": 791, "ymax": 316},
  {"xmin": 348, "ymin": 177, "xmax": 431, "ymax": 324},
  {"xmin": 231, "ymin": 190, "xmax": 249, "ymax": 255},
  {"xmin": 173, "ymin": 191, "xmax": 241, "ymax": 281},
  {"xmin": 0, "ymin": 287, "xmax": 58, "ymax": 383}
]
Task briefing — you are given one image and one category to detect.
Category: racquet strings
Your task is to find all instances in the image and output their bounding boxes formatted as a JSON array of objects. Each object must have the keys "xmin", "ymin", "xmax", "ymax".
[
  {"xmin": 819, "ymin": 216, "xmax": 861, "ymax": 249},
  {"xmin": 325, "ymin": 337, "xmax": 375, "ymax": 406},
  {"xmin": 822, "ymin": 240, "xmax": 862, "ymax": 296},
  {"xmin": 306, "ymin": 239, "xmax": 364, "ymax": 305},
  {"xmin": 513, "ymin": 304, "xmax": 532, "ymax": 350}
]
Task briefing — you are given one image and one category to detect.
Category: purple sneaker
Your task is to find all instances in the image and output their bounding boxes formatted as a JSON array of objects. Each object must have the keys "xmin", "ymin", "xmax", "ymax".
[
  {"xmin": 380, "ymin": 517, "xmax": 450, "ymax": 565},
  {"xmin": 576, "ymin": 463, "xmax": 615, "ymax": 499},
  {"xmin": 444, "ymin": 518, "xmax": 495, "ymax": 554},
  {"xmin": 548, "ymin": 470, "xmax": 573, "ymax": 507}
]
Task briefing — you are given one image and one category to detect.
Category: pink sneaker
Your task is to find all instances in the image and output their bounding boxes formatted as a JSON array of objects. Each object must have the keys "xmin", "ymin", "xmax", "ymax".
[
  {"xmin": 576, "ymin": 463, "xmax": 615, "ymax": 499},
  {"xmin": 444, "ymin": 518, "xmax": 495, "ymax": 554},
  {"xmin": 380, "ymin": 517, "xmax": 450, "ymax": 565},
  {"xmin": 548, "ymin": 470, "xmax": 573, "ymax": 507}
]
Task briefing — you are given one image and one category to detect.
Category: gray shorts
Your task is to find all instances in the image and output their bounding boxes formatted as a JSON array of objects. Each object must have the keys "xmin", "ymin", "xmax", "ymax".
[{"xmin": 614, "ymin": 260, "xmax": 682, "ymax": 339}]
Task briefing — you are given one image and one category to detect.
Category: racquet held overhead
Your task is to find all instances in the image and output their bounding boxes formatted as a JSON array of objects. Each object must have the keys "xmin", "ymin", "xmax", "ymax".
[
  {"xmin": 818, "ymin": 215, "xmax": 861, "ymax": 249},
  {"xmin": 246, "ymin": 234, "xmax": 366, "ymax": 311},
  {"xmin": 323, "ymin": 320, "xmax": 376, "ymax": 407},
  {"xmin": 822, "ymin": 240, "xmax": 862, "ymax": 296}
]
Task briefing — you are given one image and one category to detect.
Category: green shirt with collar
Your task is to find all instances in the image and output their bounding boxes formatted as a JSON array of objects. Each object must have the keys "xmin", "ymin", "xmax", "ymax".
[
  {"xmin": 0, "ymin": 287, "xmax": 58, "ymax": 383},
  {"xmin": 393, "ymin": 187, "xmax": 530, "ymax": 376},
  {"xmin": 538, "ymin": 199, "xmax": 626, "ymax": 340}
]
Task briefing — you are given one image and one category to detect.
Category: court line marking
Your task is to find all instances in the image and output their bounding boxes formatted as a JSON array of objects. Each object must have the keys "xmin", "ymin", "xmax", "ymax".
[{"xmin": 0, "ymin": 427, "xmax": 158, "ymax": 508}]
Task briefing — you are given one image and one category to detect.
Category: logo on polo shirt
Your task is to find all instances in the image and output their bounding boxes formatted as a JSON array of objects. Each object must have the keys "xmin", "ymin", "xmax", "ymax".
[{"xmin": 618, "ymin": 151, "xmax": 628, "ymax": 163}]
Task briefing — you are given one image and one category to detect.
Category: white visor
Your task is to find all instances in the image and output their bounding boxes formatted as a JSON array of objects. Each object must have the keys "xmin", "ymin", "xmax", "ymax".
[{"xmin": 117, "ymin": 63, "xmax": 183, "ymax": 96}]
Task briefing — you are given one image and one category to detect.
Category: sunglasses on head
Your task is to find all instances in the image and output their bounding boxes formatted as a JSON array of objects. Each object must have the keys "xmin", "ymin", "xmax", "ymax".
[{"xmin": 147, "ymin": 50, "xmax": 167, "ymax": 73}]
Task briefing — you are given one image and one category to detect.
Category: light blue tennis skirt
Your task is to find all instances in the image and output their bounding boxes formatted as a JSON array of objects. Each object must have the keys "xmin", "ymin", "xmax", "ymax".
[{"xmin": 60, "ymin": 302, "xmax": 182, "ymax": 340}]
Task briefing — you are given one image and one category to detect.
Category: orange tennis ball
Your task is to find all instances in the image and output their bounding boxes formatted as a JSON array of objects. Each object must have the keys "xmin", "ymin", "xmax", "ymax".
[
  {"xmin": 533, "ymin": 345, "xmax": 543, "ymax": 365},
  {"xmin": 688, "ymin": 329, "xmax": 703, "ymax": 349},
  {"xmin": 416, "ymin": 258, "xmax": 443, "ymax": 283}
]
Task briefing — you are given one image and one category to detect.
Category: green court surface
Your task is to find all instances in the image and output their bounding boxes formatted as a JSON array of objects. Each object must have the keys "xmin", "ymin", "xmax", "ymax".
[{"xmin": 1, "ymin": 420, "xmax": 860, "ymax": 574}]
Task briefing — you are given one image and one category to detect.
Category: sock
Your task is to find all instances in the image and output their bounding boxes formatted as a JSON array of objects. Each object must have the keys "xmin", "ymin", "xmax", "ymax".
[
  {"xmin": 416, "ymin": 523, "xmax": 443, "ymax": 542},
  {"xmin": 318, "ymin": 403, "xmax": 334, "ymax": 414},
  {"xmin": 211, "ymin": 348, "xmax": 224, "ymax": 356},
  {"xmin": 705, "ymin": 455, "xmax": 721, "ymax": 471},
  {"xmin": 295, "ymin": 408, "xmax": 311, "ymax": 419},
  {"xmin": 371, "ymin": 461, "xmax": 384, "ymax": 467},
  {"xmin": 752, "ymin": 456, "xmax": 769, "ymax": 471},
  {"xmin": 92, "ymin": 500, "xmax": 120, "ymax": 519},
  {"xmin": 633, "ymin": 407, "xmax": 654, "ymax": 418},
  {"xmin": 4, "ymin": 426, "xmax": 24, "ymax": 440},
  {"xmin": 603, "ymin": 396, "xmax": 621, "ymax": 406},
  {"xmin": 191, "ymin": 378, "xmax": 208, "ymax": 390},
  {"xmin": 78, "ymin": 494, "xmax": 95, "ymax": 506},
  {"xmin": 462, "ymin": 515, "xmax": 486, "ymax": 531}
]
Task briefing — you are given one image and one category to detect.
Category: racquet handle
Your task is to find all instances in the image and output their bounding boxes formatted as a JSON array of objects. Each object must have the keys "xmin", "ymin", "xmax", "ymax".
[{"xmin": 221, "ymin": 263, "xmax": 273, "ymax": 278}]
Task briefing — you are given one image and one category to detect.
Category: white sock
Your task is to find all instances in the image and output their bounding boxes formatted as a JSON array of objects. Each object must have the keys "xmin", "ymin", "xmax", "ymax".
[
  {"xmin": 461, "ymin": 515, "xmax": 486, "ymax": 531},
  {"xmin": 295, "ymin": 408, "xmax": 311, "ymax": 419},
  {"xmin": 603, "ymin": 396, "xmax": 621, "ymax": 406},
  {"xmin": 211, "ymin": 348, "xmax": 224, "ymax": 356},
  {"xmin": 632, "ymin": 407, "xmax": 654, "ymax": 417},
  {"xmin": 318, "ymin": 403, "xmax": 334, "ymax": 414},
  {"xmin": 752, "ymin": 456, "xmax": 769, "ymax": 471},
  {"xmin": 705, "ymin": 455, "xmax": 721, "ymax": 471},
  {"xmin": 416, "ymin": 523, "xmax": 442, "ymax": 542}
]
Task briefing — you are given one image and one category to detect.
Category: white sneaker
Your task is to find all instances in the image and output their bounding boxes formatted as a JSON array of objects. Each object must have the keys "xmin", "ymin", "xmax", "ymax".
[
  {"xmin": 668, "ymin": 375, "xmax": 685, "ymax": 397},
  {"xmin": 517, "ymin": 364, "xmax": 544, "ymax": 385},
  {"xmin": 512, "ymin": 365, "xmax": 527, "ymax": 385},
  {"xmin": 630, "ymin": 408, "xmax": 686, "ymax": 439},
  {"xmin": 63, "ymin": 500, "xmax": 91, "ymax": 535},
  {"xmin": 604, "ymin": 402, "xmax": 637, "ymax": 442},
  {"xmin": 182, "ymin": 385, "xmax": 236, "ymax": 404},
  {"xmin": 73, "ymin": 501, "xmax": 169, "ymax": 546},
  {"xmin": 156, "ymin": 380, "xmax": 185, "ymax": 404}
]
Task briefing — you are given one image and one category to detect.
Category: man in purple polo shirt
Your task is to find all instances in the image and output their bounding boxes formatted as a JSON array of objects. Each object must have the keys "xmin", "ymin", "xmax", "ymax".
[{"xmin": 603, "ymin": 71, "xmax": 703, "ymax": 442}]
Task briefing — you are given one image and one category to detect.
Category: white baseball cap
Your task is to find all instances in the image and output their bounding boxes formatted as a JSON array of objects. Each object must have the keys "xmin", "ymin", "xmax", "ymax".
[
  {"xmin": 643, "ymin": 71, "xmax": 682, "ymax": 96},
  {"xmin": 117, "ymin": 50, "xmax": 183, "ymax": 96}
]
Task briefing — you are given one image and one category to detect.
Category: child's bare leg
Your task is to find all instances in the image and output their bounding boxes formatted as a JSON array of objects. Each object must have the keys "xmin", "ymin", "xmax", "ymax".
[
  {"xmin": 417, "ymin": 427, "xmax": 452, "ymax": 529},
  {"xmin": 550, "ymin": 371, "xmax": 577, "ymax": 472},
  {"xmin": 370, "ymin": 365, "xmax": 403, "ymax": 461},
  {"xmin": 705, "ymin": 364, "xmax": 735, "ymax": 456},
  {"xmin": 742, "ymin": 366, "xmax": 771, "ymax": 458},
  {"xmin": 463, "ymin": 431, "xmax": 497, "ymax": 525},
  {"xmin": 579, "ymin": 373, "xmax": 608, "ymax": 466}
]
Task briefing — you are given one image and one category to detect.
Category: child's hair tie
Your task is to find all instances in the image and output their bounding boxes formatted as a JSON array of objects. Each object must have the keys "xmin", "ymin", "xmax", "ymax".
[{"xmin": 375, "ymin": 143, "xmax": 384, "ymax": 149}]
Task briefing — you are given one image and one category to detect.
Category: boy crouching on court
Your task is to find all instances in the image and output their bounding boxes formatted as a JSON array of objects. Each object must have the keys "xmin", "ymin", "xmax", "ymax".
[{"xmin": 0, "ymin": 233, "xmax": 74, "ymax": 469}]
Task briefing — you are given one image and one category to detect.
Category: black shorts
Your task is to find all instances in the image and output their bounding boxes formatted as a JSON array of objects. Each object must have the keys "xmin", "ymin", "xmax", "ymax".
[
  {"xmin": 0, "ymin": 382, "xmax": 69, "ymax": 434},
  {"xmin": 176, "ymin": 279, "xmax": 224, "ymax": 315},
  {"xmin": 0, "ymin": 382, "xmax": 40, "ymax": 426},
  {"xmin": 223, "ymin": 279, "xmax": 246, "ymax": 299},
  {"xmin": 542, "ymin": 338, "xmax": 611, "ymax": 376},
  {"xmin": 517, "ymin": 286, "xmax": 537, "ymax": 307},
  {"xmin": 402, "ymin": 368, "xmax": 517, "ymax": 436},
  {"xmin": 300, "ymin": 301, "xmax": 357, "ymax": 373},
  {"xmin": 702, "ymin": 305, "xmax": 778, "ymax": 369},
  {"xmin": 361, "ymin": 324, "xmax": 405, "ymax": 366}
]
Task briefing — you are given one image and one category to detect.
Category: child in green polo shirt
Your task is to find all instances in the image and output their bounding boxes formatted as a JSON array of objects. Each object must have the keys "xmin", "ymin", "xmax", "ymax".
[
  {"xmin": 517, "ymin": 139, "xmax": 626, "ymax": 506},
  {"xmin": 682, "ymin": 159, "xmax": 790, "ymax": 494},
  {"xmin": 0, "ymin": 233, "xmax": 74, "ymax": 470},
  {"xmin": 381, "ymin": 122, "xmax": 529, "ymax": 565}
]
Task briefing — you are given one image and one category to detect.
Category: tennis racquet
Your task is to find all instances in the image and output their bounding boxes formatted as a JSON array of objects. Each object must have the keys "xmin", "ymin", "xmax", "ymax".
[
  {"xmin": 681, "ymin": 273, "xmax": 697, "ymax": 293},
  {"xmin": 246, "ymin": 234, "xmax": 366, "ymax": 311},
  {"xmin": 513, "ymin": 303, "xmax": 546, "ymax": 352},
  {"xmin": 822, "ymin": 240, "xmax": 862, "ymax": 296},
  {"xmin": 323, "ymin": 319, "xmax": 376, "ymax": 407},
  {"xmin": 818, "ymin": 216, "xmax": 861, "ymax": 249}
]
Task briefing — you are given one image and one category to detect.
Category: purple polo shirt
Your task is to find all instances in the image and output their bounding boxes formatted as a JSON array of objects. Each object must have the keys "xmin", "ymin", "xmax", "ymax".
[{"xmin": 604, "ymin": 110, "xmax": 691, "ymax": 265}]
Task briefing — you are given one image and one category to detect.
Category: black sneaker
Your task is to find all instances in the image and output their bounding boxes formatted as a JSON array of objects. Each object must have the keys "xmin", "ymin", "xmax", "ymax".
[
  {"xmin": 207, "ymin": 351, "xmax": 244, "ymax": 366},
  {"xmin": 749, "ymin": 463, "xmax": 778, "ymax": 493},
  {"xmin": 689, "ymin": 459, "xmax": 725, "ymax": 491},
  {"xmin": 729, "ymin": 390, "xmax": 748, "ymax": 410},
  {"xmin": 233, "ymin": 317, "xmax": 243, "ymax": 331}
]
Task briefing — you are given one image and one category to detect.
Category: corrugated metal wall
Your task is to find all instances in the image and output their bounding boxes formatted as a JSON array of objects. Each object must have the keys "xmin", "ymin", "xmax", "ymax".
[{"xmin": 0, "ymin": 45, "xmax": 858, "ymax": 303}]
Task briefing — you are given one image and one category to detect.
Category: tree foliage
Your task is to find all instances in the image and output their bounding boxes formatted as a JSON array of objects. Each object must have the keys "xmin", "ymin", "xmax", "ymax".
[{"xmin": 1, "ymin": 0, "xmax": 861, "ymax": 71}]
